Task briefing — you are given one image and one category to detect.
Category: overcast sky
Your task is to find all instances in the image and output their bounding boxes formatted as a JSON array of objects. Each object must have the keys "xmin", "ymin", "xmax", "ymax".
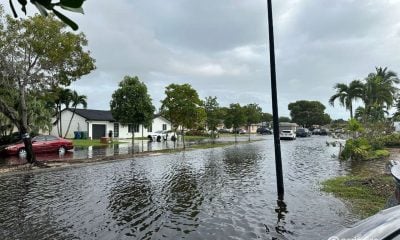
[{"xmin": 8, "ymin": 0, "xmax": 400, "ymax": 119}]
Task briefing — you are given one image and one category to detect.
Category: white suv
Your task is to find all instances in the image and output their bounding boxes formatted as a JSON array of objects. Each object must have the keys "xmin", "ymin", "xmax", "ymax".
[{"xmin": 279, "ymin": 130, "xmax": 296, "ymax": 140}]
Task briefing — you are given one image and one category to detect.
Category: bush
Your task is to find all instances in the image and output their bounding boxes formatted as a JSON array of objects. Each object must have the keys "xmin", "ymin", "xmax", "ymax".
[
  {"xmin": 185, "ymin": 129, "xmax": 209, "ymax": 136},
  {"xmin": 372, "ymin": 149, "xmax": 390, "ymax": 159},
  {"xmin": 340, "ymin": 137, "xmax": 390, "ymax": 161},
  {"xmin": 340, "ymin": 138, "xmax": 371, "ymax": 160},
  {"xmin": 378, "ymin": 133, "xmax": 400, "ymax": 147}
]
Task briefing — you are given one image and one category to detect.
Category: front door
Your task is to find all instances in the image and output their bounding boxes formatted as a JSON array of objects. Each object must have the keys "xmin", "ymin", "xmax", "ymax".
[{"xmin": 92, "ymin": 124, "xmax": 106, "ymax": 139}]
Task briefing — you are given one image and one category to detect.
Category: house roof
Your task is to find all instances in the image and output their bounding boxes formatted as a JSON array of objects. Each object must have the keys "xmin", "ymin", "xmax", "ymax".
[
  {"xmin": 72, "ymin": 109, "xmax": 116, "ymax": 121},
  {"xmin": 66, "ymin": 109, "xmax": 169, "ymax": 123}
]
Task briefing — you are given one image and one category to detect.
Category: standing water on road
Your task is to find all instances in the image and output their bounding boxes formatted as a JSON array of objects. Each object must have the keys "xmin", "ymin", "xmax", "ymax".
[{"xmin": 0, "ymin": 136, "xmax": 358, "ymax": 239}]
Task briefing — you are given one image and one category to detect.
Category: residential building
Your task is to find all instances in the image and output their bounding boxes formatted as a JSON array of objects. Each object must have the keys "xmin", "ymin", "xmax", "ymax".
[{"xmin": 51, "ymin": 109, "xmax": 171, "ymax": 139}]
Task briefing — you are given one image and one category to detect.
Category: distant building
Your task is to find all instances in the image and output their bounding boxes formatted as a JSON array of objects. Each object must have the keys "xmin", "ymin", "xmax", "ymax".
[
  {"xmin": 52, "ymin": 109, "xmax": 171, "ymax": 139},
  {"xmin": 279, "ymin": 122, "xmax": 298, "ymax": 132}
]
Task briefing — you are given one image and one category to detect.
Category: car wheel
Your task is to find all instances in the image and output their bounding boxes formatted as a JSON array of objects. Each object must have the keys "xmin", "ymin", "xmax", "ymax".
[
  {"xmin": 18, "ymin": 148, "xmax": 27, "ymax": 158},
  {"xmin": 58, "ymin": 146, "xmax": 66, "ymax": 155}
]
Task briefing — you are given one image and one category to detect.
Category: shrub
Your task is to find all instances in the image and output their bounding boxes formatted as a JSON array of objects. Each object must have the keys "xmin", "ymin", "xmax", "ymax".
[
  {"xmin": 340, "ymin": 138, "xmax": 371, "ymax": 160},
  {"xmin": 185, "ymin": 129, "xmax": 209, "ymax": 136}
]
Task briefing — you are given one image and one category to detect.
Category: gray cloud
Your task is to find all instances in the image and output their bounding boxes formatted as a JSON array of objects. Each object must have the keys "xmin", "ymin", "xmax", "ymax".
[{"xmin": 7, "ymin": 0, "xmax": 400, "ymax": 119}]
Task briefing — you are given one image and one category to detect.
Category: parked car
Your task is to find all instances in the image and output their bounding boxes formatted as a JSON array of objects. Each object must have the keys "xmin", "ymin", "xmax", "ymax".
[
  {"xmin": 2, "ymin": 135, "xmax": 73, "ymax": 157},
  {"xmin": 296, "ymin": 128, "xmax": 311, "ymax": 137},
  {"xmin": 320, "ymin": 128, "xmax": 329, "ymax": 136},
  {"xmin": 280, "ymin": 130, "xmax": 296, "ymax": 140},
  {"xmin": 257, "ymin": 127, "xmax": 272, "ymax": 135},
  {"xmin": 312, "ymin": 128, "xmax": 321, "ymax": 135},
  {"xmin": 329, "ymin": 205, "xmax": 400, "ymax": 239},
  {"xmin": 218, "ymin": 128, "xmax": 232, "ymax": 134},
  {"xmin": 233, "ymin": 129, "xmax": 247, "ymax": 134},
  {"xmin": 147, "ymin": 130, "xmax": 169, "ymax": 141}
]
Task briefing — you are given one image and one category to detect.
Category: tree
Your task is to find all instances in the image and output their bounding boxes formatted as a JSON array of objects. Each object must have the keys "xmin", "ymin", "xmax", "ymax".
[
  {"xmin": 329, "ymin": 80, "xmax": 364, "ymax": 119},
  {"xmin": 110, "ymin": 76, "xmax": 155, "ymax": 153},
  {"xmin": 224, "ymin": 103, "xmax": 246, "ymax": 143},
  {"xmin": 0, "ymin": 12, "xmax": 95, "ymax": 163},
  {"xmin": 288, "ymin": 100, "xmax": 331, "ymax": 127},
  {"xmin": 363, "ymin": 67, "xmax": 399, "ymax": 121},
  {"xmin": 64, "ymin": 90, "xmax": 87, "ymax": 138},
  {"xmin": 204, "ymin": 96, "xmax": 220, "ymax": 140},
  {"xmin": 278, "ymin": 116, "xmax": 291, "ymax": 123},
  {"xmin": 160, "ymin": 83, "xmax": 206, "ymax": 148},
  {"xmin": 262, "ymin": 112, "xmax": 273, "ymax": 122},
  {"xmin": 244, "ymin": 103, "xmax": 263, "ymax": 141},
  {"xmin": 10, "ymin": 0, "xmax": 86, "ymax": 30}
]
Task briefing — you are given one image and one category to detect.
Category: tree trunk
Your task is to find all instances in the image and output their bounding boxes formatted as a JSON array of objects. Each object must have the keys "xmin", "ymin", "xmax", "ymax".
[
  {"xmin": 248, "ymin": 124, "xmax": 251, "ymax": 141},
  {"xmin": 235, "ymin": 127, "xmax": 237, "ymax": 143},
  {"xmin": 19, "ymin": 85, "xmax": 36, "ymax": 164},
  {"xmin": 182, "ymin": 128, "xmax": 185, "ymax": 149},
  {"xmin": 64, "ymin": 107, "xmax": 77, "ymax": 138},
  {"xmin": 132, "ymin": 131, "xmax": 135, "ymax": 155},
  {"xmin": 59, "ymin": 105, "xmax": 63, "ymax": 137},
  {"xmin": 350, "ymin": 102, "xmax": 353, "ymax": 119},
  {"xmin": 141, "ymin": 125, "xmax": 144, "ymax": 152}
]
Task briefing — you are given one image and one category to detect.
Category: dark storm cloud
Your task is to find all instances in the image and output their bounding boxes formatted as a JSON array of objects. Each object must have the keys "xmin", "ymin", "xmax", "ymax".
[{"xmin": 10, "ymin": 0, "xmax": 400, "ymax": 119}]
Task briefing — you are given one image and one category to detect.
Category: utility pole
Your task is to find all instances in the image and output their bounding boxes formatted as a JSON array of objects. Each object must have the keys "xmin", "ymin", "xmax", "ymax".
[{"xmin": 267, "ymin": 0, "xmax": 284, "ymax": 200}]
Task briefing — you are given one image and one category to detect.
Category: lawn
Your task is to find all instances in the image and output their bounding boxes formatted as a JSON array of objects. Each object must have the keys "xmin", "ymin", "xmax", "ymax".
[
  {"xmin": 72, "ymin": 139, "xmax": 120, "ymax": 147},
  {"xmin": 322, "ymin": 174, "xmax": 395, "ymax": 218}
]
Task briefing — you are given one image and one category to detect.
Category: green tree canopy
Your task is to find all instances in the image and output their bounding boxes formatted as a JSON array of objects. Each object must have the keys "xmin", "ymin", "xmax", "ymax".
[
  {"xmin": 278, "ymin": 116, "xmax": 291, "ymax": 123},
  {"xmin": 329, "ymin": 80, "xmax": 364, "ymax": 119},
  {"xmin": 160, "ymin": 83, "xmax": 206, "ymax": 147},
  {"xmin": 204, "ymin": 96, "xmax": 221, "ymax": 137},
  {"xmin": 243, "ymin": 103, "xmax": 262, "ymax": 140},
  {"xmin": 262, "ymin": 112, "xmax": 273, "ymax": 123},
  {"xmin": 288, "ymin": 100, "xmax": 331, "ymax": 127},
  {"xmin": 110, "ymin": 76, "xmax": 155, "ymax": 138},
  {"xmin": 0, "ymin": 11, "xmax": 95, "ymax": 163},
  {"xmin": 224, "ymin": 103, "xmax": 246, "ymax": 142}
]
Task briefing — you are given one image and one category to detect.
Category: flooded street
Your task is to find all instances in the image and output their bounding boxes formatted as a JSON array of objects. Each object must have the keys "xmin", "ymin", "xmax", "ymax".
[{"xmin": 0, "ymin": 136, "xmax": 358, "ymax": 239}]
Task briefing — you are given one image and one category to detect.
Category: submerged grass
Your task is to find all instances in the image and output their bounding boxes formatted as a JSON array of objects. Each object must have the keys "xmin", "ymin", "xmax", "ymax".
[
  {"xmin": 322, "ymin": 174, "xmax": 395, "ymax": 218},
  {"xmin": 72, "ymin": 139, "xmax": 120, "ymax": 147}
]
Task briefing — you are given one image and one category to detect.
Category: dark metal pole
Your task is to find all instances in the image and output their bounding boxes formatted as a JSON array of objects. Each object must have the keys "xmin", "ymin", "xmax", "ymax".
[{"xmin": 267, "ymin": 0, "xmax": 284, "ymax": 200}]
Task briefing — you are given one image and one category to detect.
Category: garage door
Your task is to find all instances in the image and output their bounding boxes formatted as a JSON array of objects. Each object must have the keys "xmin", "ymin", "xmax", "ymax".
[{"xmin": 92, "ymin": 124, "xmax": 106, "ymax": 139}]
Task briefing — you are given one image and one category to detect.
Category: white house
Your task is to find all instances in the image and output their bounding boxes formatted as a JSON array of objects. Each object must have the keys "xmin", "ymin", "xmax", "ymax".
[{"xmin": 52, "ymin": 109, "xmax": 172, "ymax": 139}]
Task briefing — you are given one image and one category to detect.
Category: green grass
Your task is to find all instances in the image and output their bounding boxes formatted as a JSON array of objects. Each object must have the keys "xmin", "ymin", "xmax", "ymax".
[
  {"xmin": 72, "ymin": 139, "xmax": 120, "ymax": 147},
  {"xmin": 322, "ymin": 174, "xmax": 395, "ymax": 218}
]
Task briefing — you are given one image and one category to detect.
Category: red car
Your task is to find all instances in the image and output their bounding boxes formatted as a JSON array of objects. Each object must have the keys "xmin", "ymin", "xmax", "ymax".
[{"xmin": 3, "ymin": 135, "xmax": 73, "ymax": 157}]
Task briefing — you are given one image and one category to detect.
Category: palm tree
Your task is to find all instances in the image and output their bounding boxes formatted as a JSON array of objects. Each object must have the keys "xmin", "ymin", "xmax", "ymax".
[
  {"xmin": 64, "ymin": 91, "xmax": 87, "ymax": 138},
  {"xmin": 53, "ymin": 88, "xmax": 73, "ymax": 137},
  {"xmin": 329, "ymin": 80, "xmax": 364, "ymax": 119},
  {"xmin": 363, "ymin": 67, "xmax": 399, "ymax": 120}
]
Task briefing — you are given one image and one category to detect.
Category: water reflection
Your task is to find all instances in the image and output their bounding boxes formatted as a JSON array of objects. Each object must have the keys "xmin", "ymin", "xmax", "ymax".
[
  {"xmin": 0, "ymin": 137, "xmax": 359, "ymax": 239},
  {"xmin": 108, "ymin": 165, "xmax": 155, "ymax": 239}
]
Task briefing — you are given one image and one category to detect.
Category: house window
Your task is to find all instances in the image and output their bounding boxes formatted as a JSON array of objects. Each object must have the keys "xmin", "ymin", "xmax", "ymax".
[
  {"xmin": 162, "ymin": 124, "xmax": 167, "ymax": 130},
  {"xmin": 147, "ymin": 124, "xmax": 152, "ymax": 132},
  {"xmin": 129, "ymin": 124, "xmax": 139, "ymax": 133}
]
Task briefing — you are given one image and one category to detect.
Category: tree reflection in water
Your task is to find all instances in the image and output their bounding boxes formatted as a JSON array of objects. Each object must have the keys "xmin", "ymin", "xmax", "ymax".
[
  {"xmin": 161, "ymin": 157, "xmax": 202, "ymax": 236},
  {"xmin": 107, "ymin": 165, "xmax": 155, "ymax": 239}
]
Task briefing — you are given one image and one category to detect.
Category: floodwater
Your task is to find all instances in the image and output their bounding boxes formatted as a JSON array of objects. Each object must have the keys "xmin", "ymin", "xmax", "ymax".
[
  {"xmin": 0, "ymin": 136, "xmax": 359, "ymax": 239},
  {"xmin": 0, "ymin": 135, "xmax": 263, "ymax": 166}
]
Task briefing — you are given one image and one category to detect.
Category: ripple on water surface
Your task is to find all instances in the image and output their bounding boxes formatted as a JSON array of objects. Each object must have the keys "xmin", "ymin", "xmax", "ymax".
[{"xmin": 0, "ymin": 136, "xmax": 357, "ymax": 240}]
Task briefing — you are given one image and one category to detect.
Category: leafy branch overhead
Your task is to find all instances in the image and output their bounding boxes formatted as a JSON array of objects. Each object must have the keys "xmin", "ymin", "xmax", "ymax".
[{"xmin": 9, "ymin": 0, "xmax": 85, "ymax": 30}]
